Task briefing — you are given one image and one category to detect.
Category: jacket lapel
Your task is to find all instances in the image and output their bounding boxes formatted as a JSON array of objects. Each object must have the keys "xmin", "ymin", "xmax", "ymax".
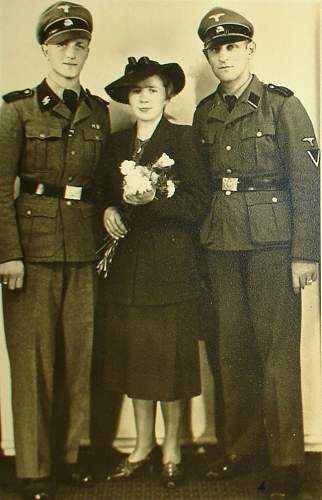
[
  {"xmin": 208, "ymin": 75, "xmax": 263, "ymax": 125},
  {"xmin": 225, "ymin": 75, "xmax": 263, "ymax": 125},
  {"xmin": 37, "ymin": 80, "xmax": 71, "ymax": 120},
  {"xmin": 72, "ymin": 95, "xmax": 93, "ymax": 126},
  {"xmin": 139, "ymin": 117, "xmax": 171, "ymax": 165},
  {"xmin": 208, "ymin": 92, "xmax": 228, "ymax": 123}
]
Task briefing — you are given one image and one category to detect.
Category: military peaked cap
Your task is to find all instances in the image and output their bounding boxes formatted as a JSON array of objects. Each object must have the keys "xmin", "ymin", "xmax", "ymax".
[
  {"xmin": 37, "ymin": 1, "xmax": 93, "ymax": 45},
  {"xmin": 198, "ymin": 7, "xmax": 253, "ymax": 49}
]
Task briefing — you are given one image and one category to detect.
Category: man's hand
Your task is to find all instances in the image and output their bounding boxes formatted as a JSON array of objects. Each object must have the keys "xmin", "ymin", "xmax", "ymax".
[
  {"xmin": 103, "ymin": 206, "xmax": 128, "ymax": 240},
  {"xmin": 0, "ymin": 260, "xmax": 25, "ymax": 290},
  {"xmin": 291, "ymin": 260, "xmax": 318, "ymax": 294}
]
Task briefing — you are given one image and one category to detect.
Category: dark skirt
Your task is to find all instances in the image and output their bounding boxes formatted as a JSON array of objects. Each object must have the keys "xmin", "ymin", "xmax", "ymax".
[{"xmin": 95, "ymin": 300, "xmax": 201, "ymax": 401}]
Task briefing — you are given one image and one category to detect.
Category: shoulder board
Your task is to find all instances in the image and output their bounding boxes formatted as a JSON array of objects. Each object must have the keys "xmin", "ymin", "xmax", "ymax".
[
  {"xmin": 196, "ymin": 92, "xmax": 216, "ymax": 109},
  {"xmin": 86, "ymin": 89, "xmax": 109, "ymax": 106},
  {"xmin": 267, "ymin": 83, "xmax": 294, "ymax": 97},
  {"xmin": 2, "ymin": 88, "xmax": 34, "ymax": 103}
]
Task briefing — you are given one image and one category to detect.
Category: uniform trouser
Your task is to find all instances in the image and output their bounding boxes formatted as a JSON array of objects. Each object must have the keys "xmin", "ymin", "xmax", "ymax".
[
  {"xmin": 2, "ymin": 262, "xmax": 96, "ymax": 478},
  {"xmin": 205, "ymin": 247, "xmax": 304, "ymax": 466}
]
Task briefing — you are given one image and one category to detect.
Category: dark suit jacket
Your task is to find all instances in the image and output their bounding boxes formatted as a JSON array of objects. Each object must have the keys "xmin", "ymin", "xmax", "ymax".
[{"xmin": 98, "ymin": 117, "xmax": 211, "ymax": 305}]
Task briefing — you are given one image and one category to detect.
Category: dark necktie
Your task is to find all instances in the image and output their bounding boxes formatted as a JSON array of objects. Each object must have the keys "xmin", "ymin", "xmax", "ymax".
[
  {"xmin": 225, "ymin": 94, "xmax": 237, "ymax": 113},
  {"xmin": 63, "ymin": 89, "xmax": 78, "ymax": 113}
]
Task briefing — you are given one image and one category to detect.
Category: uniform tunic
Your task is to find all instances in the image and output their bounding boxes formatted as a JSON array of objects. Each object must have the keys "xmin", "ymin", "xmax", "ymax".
[
  {"xmin": 95, "ymin": 117, "xmax": 211, "ymax": 400},
  {"xmin": 193, "ymin": 75, "xmax": 320, "ymax": 465},
  {"xmin": 0, "ymin": 80, "xmax": 110, "ymax": 477}
]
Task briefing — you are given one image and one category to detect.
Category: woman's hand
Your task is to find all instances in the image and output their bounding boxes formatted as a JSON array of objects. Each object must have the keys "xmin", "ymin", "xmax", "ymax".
[
  {"xmin": 103, "ymin": 206, "xmax": 128, "ymax": 240},
  {"xmin": 123, "ymin": 189, "xmax": 156, "ymax": 206}
]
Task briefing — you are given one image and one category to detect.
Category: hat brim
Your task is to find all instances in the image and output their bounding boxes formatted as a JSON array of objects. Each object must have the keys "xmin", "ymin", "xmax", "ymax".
[
  {"xmin": 105, "ymin": 63, "xmax": 185, "ymax": 104},
  {"xmin": 45, "ymin": 29, "xmax": 91, "ymax": 45}
]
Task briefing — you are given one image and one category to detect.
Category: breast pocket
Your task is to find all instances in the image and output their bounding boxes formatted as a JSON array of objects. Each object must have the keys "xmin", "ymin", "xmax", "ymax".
[
  {"xmin": 246, "ymin": 191, "xmax": 292, "ymax": 245},
  {"xmin": 240, "ymin": 123, "xmax": 280, "ymax": 172},
  {"xmin": 83, "ymin": 129, "xmax": 103, "ymax": 168},
  {"xmin": 24, "ymin": 125, "xmax": 63, "ymax": 173},
  {"xmin": 16, "ymin": 199, "xmax": 58, "ymax": 257}
]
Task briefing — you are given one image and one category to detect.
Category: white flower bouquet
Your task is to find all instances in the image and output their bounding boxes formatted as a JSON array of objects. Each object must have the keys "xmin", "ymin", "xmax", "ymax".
[{"xmin": 97, "ymin": 153, "xmax": 177, "ymax": 278}]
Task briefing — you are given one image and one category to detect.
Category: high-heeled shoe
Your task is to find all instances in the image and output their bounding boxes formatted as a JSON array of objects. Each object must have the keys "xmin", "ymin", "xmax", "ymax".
[
  {"xmin": 105, "ymin": 446, "xmax": 161, "ymax": 481},
  {"xmin": 161, "ymin": 462, "xmax": 184, "ymax": 488}
]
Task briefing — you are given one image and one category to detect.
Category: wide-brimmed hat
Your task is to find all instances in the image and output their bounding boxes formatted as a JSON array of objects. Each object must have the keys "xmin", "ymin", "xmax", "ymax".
[{"xmin": 105, "ymin": 57, "xmax": 185, "ymax": 104}]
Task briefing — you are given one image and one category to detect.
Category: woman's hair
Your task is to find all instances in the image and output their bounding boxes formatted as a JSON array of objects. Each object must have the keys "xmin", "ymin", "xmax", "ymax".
[
  {"xmin": 156, "ymin": 71, "xmax": 175, "ymax": 99},
  {"xmin": 129, "ymin": 70, "xmax": 175, "ymax": 100}
]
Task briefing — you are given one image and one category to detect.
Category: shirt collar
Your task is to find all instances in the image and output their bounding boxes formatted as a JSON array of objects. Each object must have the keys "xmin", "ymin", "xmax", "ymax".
[
  {"xmin": 46, "ymin": 76, "xmax": 81, "ymax": 100},
  {"xmin": 37, "ymin": 79, "xmax": 88, "ymax": 111},
  {"xmin": 220, "ymin": 73, "xmax": 253, "ymax": 100}
]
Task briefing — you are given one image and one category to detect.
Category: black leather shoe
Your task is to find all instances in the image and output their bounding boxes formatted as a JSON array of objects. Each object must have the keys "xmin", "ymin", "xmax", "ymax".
[
  {"xmin": 62, "ymin": 463, "xmax": 94, "ymax": 488},
  {"xmin": 21, "ymin": 478, "xmax": 53, "ymax": 500},
  {"xmin": 204, "ymin": 453, "xmax": 258, "ymax": 480},
  {"xmin": 161, "ymin": 462, "xmax": 184, "ymax": 488},
  {"xmin": 258, "ymin": 465, "xmax": 300, "ymax": 499},
  {"xmin": 106, "ymin": 446, "xmax": 161, "ymax": 481}
]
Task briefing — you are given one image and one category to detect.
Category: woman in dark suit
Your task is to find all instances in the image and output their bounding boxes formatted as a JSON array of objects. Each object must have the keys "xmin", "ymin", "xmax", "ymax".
[{"xmin": 96, "ymin": 57, "xmax": 210, "ymax": 487}]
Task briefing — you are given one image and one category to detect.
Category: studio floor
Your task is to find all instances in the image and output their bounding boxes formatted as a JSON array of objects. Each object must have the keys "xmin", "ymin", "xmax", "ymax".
[{"xmin": 0, "ymin": 446, "xmax": 321, "ymax": 499}]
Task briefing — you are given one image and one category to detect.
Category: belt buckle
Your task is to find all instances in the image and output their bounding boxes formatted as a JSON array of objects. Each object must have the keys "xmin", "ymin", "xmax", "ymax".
[
  {"xmin": 35, "ymin": 183, "xmax": 45, "ymax": 195},
  {"xmin": 64, "ymin": 185, "xmax": 82, "ymax": 200},
  {"xmin": 222, "ymin": 177, "xmax": 239, "ymax": 191}
]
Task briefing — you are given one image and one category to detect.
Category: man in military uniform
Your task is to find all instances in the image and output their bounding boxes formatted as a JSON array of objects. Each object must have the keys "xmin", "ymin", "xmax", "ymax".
[
  {"xmin": 193, "ymin": 7, "xmax": 319, "ymax": 499},
  {"xmin": 0, "ymin": 2, "xmax": 110, "ymax": 498}
]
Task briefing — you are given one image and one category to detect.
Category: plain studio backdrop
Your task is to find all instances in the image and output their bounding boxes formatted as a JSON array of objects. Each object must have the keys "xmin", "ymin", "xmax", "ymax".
[{"xmin": 0, "ymin": 0, "xmax": 321, "ymax": 453}]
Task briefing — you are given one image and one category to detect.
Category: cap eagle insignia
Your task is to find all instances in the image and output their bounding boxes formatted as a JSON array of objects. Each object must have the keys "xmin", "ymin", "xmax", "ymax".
[
  {"xmin": 209, "ymin": 13, "xmax": 226, "ymax": 22},
  {"xmin": 57, "ymin": 5, "xmax": 71, "ymax": 14}
]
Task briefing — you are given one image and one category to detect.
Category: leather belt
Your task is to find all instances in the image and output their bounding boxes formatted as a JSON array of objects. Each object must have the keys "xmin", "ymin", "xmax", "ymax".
[
  {"xmin": 213, "ymin": 177, "xmax": 288, "ymax": 192},
  {"xmin": 20, "ymin": 177, "xmax": 93, "ymax": 202}
]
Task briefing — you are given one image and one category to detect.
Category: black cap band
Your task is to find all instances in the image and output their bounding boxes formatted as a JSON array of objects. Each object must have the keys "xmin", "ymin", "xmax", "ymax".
[
  {"xmin": 40, "ymin": 16, "xmax": 90, "ymax": 44},
  {"xmin": 204, "ymin": 23, "xmax": 252, "ymax": 48}
]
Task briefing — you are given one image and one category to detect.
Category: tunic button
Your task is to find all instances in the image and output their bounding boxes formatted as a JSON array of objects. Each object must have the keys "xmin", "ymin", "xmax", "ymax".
[
  {"xmin": 272, "ymin": 197, "xmax": 278, "ymax": 203},
  {"xmin": 26, "ymin": 209, "xmax": 32, "ymax": 216},
  {"xmin": 68, "ymin": 176, "xmax": 73, "ymax": 182},
  {"xmin": 71, "ymin": 151, "xmax": 76, "ymax": 156},
  {"xmin": 66, "ymin": 200, "xmax": 72, "ymax": 206},
  {"xmin": 225, "ymin": 190, "xmax": 232, "ymax": 196},
  {"xmin": 201, "ymin": 138, "xmax": 205, "ymax": 144},
  {"xmin": 226, "ymin": 145, "xmax": 232, "ymax": 151},
  {"xmin": 256, "ymin": 131, "xmax": 263, "ymax": 137},
  {"xmin": 39, "ymin": 133, "xmax": 45, "ymax": 139},
  {"xmin": 226, "ymin": 168, "xmax": 232, "ymax": 174}
]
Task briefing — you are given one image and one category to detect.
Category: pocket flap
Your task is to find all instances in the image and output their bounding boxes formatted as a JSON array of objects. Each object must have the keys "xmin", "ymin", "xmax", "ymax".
[
  {"xmin": 245, "ymin": 190, "xmax": 290, "ymax": 206},
  {"xmin": 25, "ymin": 125, "xmax": 63, "ymax": 139},
  {"xmin": 16, "ymin": 199, "xmax": 58, "ymax": 217},
  {"xmin": 241, "ymin": 123, "xmax": 275, "ymax": 139},
  {"xmin": 83, "ymin": 129, "xmax": 103, "ymax": 141}
]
